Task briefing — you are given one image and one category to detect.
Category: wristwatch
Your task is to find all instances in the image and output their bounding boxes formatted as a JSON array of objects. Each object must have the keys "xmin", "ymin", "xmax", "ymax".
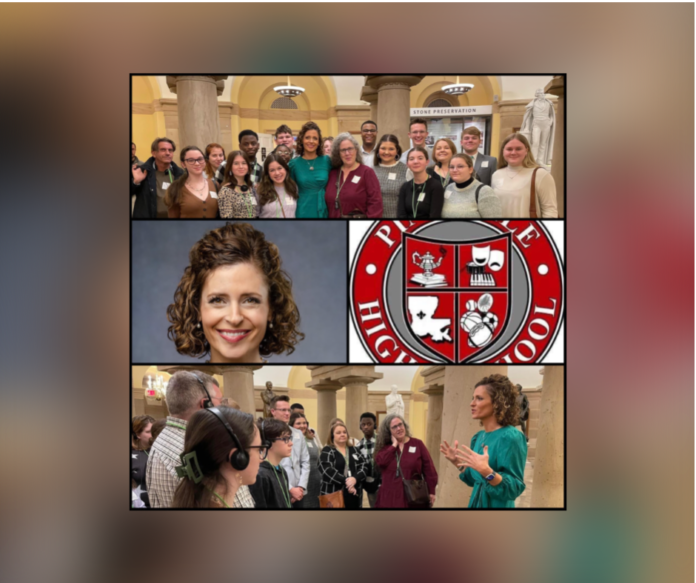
[
  {"xmin": 484, "ymin": 471, "xmax": 496, "ymax": 482},
  {"xmin": 457, "ymin": 465, "xmax": 466, "ymax": 473}
]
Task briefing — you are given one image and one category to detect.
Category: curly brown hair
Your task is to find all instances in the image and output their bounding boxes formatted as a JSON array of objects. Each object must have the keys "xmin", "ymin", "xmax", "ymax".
[
  {"xmin": 166, "ymin": 222, "xmax": 304, "ymax": 359},
  {"xmin": 295, "ymin": 121, "xmax": 324, "ymax": 158},
  {"xmin": 475, "ymin": 374, "xmax": 520, "ymax": 426}
]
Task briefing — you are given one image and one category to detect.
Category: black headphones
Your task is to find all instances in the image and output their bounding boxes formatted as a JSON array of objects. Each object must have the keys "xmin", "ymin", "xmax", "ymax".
[
  {"xmin": 206, "ymin": 407, "xmax": 250, "ymax": 471},
  {"xmin": 190, "ymin": 372, "xmax": 213, "ymax": 409}
]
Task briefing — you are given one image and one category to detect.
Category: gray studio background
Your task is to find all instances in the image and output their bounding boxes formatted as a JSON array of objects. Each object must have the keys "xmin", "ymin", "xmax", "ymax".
[{"xmin": 132, "ymin": 221, "xmax": 347, "ymax": 363}]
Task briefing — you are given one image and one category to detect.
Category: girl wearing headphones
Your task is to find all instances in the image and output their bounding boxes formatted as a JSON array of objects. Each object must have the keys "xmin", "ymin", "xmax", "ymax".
[{"xmin": 172, "ymin": 407, "xmax": 268, "ymax": 508}]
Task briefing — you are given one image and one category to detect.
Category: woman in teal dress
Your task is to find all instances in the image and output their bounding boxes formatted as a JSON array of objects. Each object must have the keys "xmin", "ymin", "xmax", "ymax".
[
  {"xmin": 289, "ymin": 121, "xmax": 330, "ymax": 218},
  {"xmin": 440, "ymin": 373, "xmax": 527, "ymax": 508}
]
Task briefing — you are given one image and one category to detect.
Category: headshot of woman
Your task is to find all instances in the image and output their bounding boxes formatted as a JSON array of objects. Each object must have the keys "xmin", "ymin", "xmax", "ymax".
[
  {"xmin": 131, "ymin": 414, "xmax": 155, "ymax": 508},
  {"xmin": 491, "ymin": 132, "xmax": 558, "ymax": 218},
  {"xmin": 325, "ymin": 132, "xmax": 383, "ymax": 219},
  {"xmin": 397, "ymin": 146, "xmax": 444, "ymax": 219},
  {"xmin": 167, "ymin": 222, "xmax": 304, "ymax": 364},
  {"xmin": 172, "ymin": 407, "xmax": 266, "ymax": 508},
  {"xmin": 290, "ymin": 412, "xmax": 322, "ymax": 508},
  {"xmin": 204, "ymin": 142, "xmax": 226, "ymax": 187},
  {"xmin": 257, "ymin": 153, "xmax": 298, "ymax": 218},
  {"xmin": 289, "ymin": 121, "xmax": 331, "ymax": 218},
  {"xmin": 427, "ymin": 138, "xmax": 457, "ymax": 189},
  {"xmin": 374, "ymin": 413, "xmax": 438, "ymax": 508},
  {"xmin": 218, "ymin": 150, "xmax": 260, "ymax": 219},
  {"xmin": 164, "ymin": 146, "xmax": 219, "ymax": 219},
  {"xmin": 440, "ymin": 374, "xmax": 527, "ymax": 508},
  {"xmin": 441, "ymin": 153, "xmax": 502, "ymax": 218},
  {"xmin": 318, "ymin": 421, "xmax": 367, "ymax": 509},
  {"xmin": 371, "ymin": 134, "xmax": 408, "ymax": 218}
]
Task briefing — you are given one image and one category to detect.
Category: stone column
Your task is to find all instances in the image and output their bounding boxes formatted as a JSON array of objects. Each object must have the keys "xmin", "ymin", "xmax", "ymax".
[
  {"xmin": 531, "ymin": 366, "xmax": 564, "ymax": 508},
  {"xmin": 306, "ymin": 379, "xmax": 343, "ymax": 444},
  {"xmin": 436, "ymin": 365, "xmax": 507, "ymax": 508},
  {"xmin": 166, "ymin": 75, "xmax": 227, "ymax": 150},
  {"xmin": 338, "ymin": 376, "xmax": 374, "ymax": 439},
  {"xmin": 367, "ymin": 76, "xmax": 424, "ymax": 154},
  {"xmin": 420, "ymin": 366, "xmax": 446, "ymax": 473},
  {"xmin": 220, "ymin": 366, "xmax": 262, "ymax": 415},
  {"xmin": 360, "ymin": 85, "xmax": 379, "ymax": 128},
  {"xmin": 545, "ymin": 76, "xmax": 564, "ymax": 218}
]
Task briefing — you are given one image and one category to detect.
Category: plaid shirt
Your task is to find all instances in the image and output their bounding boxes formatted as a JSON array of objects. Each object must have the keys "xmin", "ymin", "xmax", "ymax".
[
  {"xmin": 233, "ymin": 485, "xmax": 255, "ymax": 508},
  {"xmin": 356, "ymin": 436, "xmax": 377, "ymax": 475},
  {"xmin": 215, "ymin": 161, "xmax": 263, "ymax": 185},
  {"xmin": 146, "ymin": 416, "xmax": 187, "ymax": 508}
]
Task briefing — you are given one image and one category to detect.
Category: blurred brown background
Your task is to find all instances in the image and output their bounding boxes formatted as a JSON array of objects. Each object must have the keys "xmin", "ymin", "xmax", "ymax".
[{"xmin": 0, "ymin": 3, "xmax": 691, "ymax": 583}]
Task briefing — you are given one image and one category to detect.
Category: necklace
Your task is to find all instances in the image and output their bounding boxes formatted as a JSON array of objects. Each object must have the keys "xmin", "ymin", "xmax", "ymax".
[
  {"xmin": 303, "ymin": 155, "xmax": 316, "ymax": 171},
  {"xmin": 506, "ymin": 166, "xmax": 524, "ymax": 179}
]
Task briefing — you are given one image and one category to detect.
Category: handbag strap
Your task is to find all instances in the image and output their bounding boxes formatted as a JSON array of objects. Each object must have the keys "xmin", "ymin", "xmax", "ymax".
[{"xmin": 529, "ymin": 167, "xmax": 539, "ymax": 218}]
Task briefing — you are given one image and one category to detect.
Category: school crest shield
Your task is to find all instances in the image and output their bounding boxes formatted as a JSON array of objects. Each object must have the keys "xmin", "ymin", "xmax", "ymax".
[{"xmin": 403, "ymin": 231, "xmax": 512, "ymax": 363}]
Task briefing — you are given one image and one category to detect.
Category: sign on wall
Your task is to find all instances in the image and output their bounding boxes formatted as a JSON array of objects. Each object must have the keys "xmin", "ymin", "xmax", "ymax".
[{"xmin": 411, "ymin": 105, "xmax": 493, "ymax": 118}]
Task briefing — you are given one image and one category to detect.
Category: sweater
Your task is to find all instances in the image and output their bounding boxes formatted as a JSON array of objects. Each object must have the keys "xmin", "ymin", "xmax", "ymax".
[
  {"xmin": 441, "ymin": 178, "xmax": 502, "ymax": 218},
  {"xmin": 373, "ymin": 162, "xmax": 409, "ymax": 218}
]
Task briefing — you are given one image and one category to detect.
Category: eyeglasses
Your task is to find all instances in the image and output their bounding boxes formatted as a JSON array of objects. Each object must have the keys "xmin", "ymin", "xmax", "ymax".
[
  {"xmin": 273, "ymin": 436, "xmax": 294, "ymax": 444},
  {"xmin": 248, "ymin": 445, "xmax": 268, "ymax": 460},
  {"xmin": 184, "ymin": 158, "xmax": 205, "ymax": 165},
  {"xmin": 362, "ymin": 129, "xmax": 377, "ymax": 133},
  {"xmin": 391, "ymin": 423, "xmax": 405, "ymax": 431},
  {"xmin": 340, "ymin": 147, "xmax": 355, "ymax": 154}
]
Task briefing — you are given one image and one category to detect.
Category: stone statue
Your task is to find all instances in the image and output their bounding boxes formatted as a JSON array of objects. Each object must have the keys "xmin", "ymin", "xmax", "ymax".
[
  {"xmin": 385, "ymin": 385, "xmax": 405, "ymax": 418},
  {"xmin": 520, "ymin": 89, "xmax": 556, "ymax": 166},
  {"xmin": 261, "ymin": 381, "xmax": 275, "ymax": 418}
]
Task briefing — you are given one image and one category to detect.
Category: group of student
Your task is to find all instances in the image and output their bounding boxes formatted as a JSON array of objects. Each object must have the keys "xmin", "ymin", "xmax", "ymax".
[
  {"xmin": 130, "ymin": 118, "xmax": 558, "ymax": 220},
  {"xmin": 131, "ymin": 370, "xmax": 528, "ymax": 509}
]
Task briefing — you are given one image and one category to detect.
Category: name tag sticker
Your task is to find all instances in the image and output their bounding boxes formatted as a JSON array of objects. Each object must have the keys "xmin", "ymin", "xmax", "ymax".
[
  {"xmin": 444, "ymin": 190, "xmax": 452, "ymax": 199},
  {"xmin": 306, "ymin": 442, "xmax": 313, "ymax": 448},
  {"xmin": 162, "ymin": 182, "xmax": 170, "ymax": 190},
  {"xmin": 409, "ymin": 446, "xmax": 417, "ymax": 453},
  {"xmin": 285, "ymin": 196, "xmax": 293, "ymax": 205},
  {"xmin": 210, "ymin": 191, "xmax": 218, "ymax": 199},
  {"xmin": 351, "ymin": 175, "xmax": 361, "ymax": 184},
  {"xmin": 481, "ymin": 161, "xmax": 489, "ymax": 168},
  {"xmin": 418, "ymin": 192, "xmax": 426, "ymax": 202},
  {"xmin": 388, "ymin": 172, "xmax": 397, "ymax": 181}
]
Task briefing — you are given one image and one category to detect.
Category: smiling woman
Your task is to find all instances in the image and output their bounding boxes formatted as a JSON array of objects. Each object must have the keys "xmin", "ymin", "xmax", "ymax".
[{"xmin": 166, "ymin": 222, "xmax": 304, "ymax": 363}]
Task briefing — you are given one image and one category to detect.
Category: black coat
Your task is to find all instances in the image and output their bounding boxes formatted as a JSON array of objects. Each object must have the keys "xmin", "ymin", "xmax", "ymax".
[{"xmin": 131, "ymin": 156, "xmax": 184, "ymax": 218}]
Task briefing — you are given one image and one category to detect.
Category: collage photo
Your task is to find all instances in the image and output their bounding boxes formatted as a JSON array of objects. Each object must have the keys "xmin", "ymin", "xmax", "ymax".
[{"xmin": 130, "ymin": 74, "xmax": 566, "ymax": 510}]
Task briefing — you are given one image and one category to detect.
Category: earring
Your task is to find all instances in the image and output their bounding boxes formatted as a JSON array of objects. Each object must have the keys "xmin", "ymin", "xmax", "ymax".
[
  {"xmin": 197, "ymin": 322, "xmax": 201, "ymax": 329},
  {"xmin": 268, "ymin": 321, "xmax": 273, "ymax": 329}
]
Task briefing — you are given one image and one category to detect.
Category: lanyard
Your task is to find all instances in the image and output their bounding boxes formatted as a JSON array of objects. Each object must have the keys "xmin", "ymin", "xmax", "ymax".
[
  {"xmin": 271, "ymin": 465, "xmax": 292, "ymax": 508},
  {"xmin": 206, "ymin": 485, "xmax": 231, "ymax": 508},
  {"xmin": 275, "ymin": 191, "xmax": 286, "ymax": 218},
  {"xmin": 236, "ymin": 186, "xmax": 254, "ymax": 217},
  {"xmin": 411, "ymin": 180, "xmax": 426, "ymax": 219},
  {"xmin": 395, "ymin": 448, "xmax": 402, "ymax": 478},
  {"xmin": 166, "ymin": 421, "xmax": 186, "ymax": 431},
  {"xmin": 167, "ymin": 168, "xmax": 173, "ymax": 184},
  {"xmin": 335, "ymin": 170, "xmax": 350, "ymax": 210}
]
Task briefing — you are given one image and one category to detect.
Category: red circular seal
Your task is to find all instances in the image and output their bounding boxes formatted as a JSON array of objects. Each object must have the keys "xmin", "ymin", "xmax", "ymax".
[{"xmin": 350, "ymin": 220, "xmax": 564, "ymax": 364}]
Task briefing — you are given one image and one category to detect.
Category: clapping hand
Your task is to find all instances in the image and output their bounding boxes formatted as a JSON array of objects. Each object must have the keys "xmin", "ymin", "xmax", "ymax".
[
  {"xmin": 439, "ymin": 440, "xmax": 460, "ymax": 467},
  {"xmin": 456, "ymin": 444, "xmax": 492, "ymax": 476}
]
